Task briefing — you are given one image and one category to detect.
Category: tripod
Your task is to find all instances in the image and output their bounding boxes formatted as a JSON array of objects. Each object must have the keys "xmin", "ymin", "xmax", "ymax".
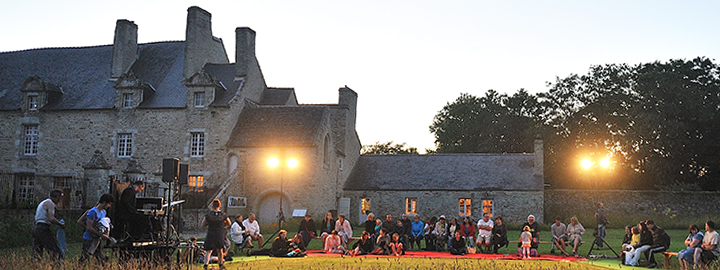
[{"xmin": 586, "ymin": 234, "xmax": 619, "ymax": 258}]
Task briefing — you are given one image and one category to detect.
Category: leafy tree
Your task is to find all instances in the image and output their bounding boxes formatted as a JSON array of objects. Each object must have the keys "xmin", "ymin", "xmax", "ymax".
[
  {"xmin": 361, "ymin": 141, "xmax": 418, "ymax": 155},
  {"xmin": 430, "ymin": 90, "xmax": 540, "ymax": 153}
]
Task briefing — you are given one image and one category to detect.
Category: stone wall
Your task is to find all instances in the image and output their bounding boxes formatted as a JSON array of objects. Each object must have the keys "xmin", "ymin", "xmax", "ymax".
[
  {"xmin": 544, "ymin": 189, "xmax": 720, "ymax": 224},
  {"xmin": 343, "ymin": 190, "xmax": 544, "ymax": 225}
]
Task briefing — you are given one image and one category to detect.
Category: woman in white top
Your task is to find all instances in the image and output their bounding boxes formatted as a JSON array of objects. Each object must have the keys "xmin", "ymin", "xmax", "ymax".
[{"xmin": 566, "ymin": 216, "xmax": 585, "ymax": 256}]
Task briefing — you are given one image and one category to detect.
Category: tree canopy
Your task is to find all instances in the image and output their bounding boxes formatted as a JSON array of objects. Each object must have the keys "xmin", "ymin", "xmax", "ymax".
[
  {"xmin": 430, "ymin": 57, "xmax": 720, "ymax": 190},
  {"xmin": 361, "ymin": 141, "xmax": 419, "ymax": 155}
]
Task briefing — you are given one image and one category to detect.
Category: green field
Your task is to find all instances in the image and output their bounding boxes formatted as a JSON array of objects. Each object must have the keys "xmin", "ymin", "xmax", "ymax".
[{"xmin": 1, "ymin": 227, "xmax": 716, "ymax": 269}]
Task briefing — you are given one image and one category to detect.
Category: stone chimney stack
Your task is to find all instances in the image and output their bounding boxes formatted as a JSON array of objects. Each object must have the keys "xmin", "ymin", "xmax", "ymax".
[
  {"xmin": 110, "ymin": 19, "xmax": 138, "ymax": 79},
  {"xmin": 339, "ymin": 86, "xmax": 358, "ymax": 129},
  {"xmin": 235, "ymin": 27, "xmax": 256, "ymax": 78},
  {"xmin": 184, "ymin": 6, "xmax": 214, "ymax": 79},
  {"xmin": 534, "ymin": 136, "xmax": 544, "ymax": 177}
]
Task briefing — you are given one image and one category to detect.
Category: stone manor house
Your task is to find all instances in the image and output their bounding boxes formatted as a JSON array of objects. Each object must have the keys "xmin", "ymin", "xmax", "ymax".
[{"xmin": 0, "ymin": 6, "xmax": 544, "ymax": 226}]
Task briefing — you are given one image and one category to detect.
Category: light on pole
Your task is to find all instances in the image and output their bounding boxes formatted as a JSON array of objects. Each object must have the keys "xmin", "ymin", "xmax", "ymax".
[{"xmin": 262, "ymin": 151, "xmax": 298, "ymax": 248}]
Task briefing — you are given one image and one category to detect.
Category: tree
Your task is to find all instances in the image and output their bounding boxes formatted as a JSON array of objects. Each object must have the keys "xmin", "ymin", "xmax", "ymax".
[
  {"xmin": 429, "ymin": 90, "xmax": 540, "ymax": 153},
  {"xmin": 361, "ymin": 141, "xmax": 418, "ymax": 155}
]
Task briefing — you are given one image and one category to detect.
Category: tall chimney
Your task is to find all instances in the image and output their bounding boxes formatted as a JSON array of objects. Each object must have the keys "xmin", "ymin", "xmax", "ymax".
[
  {"xmin": 110, "ymin": 20, "xmax": 138, "ymax": 79},
  {"xmin": 184, "ymin": 6, "xmax": 213, "ymax": 79},
  {"xmin": 235, "ymin": 27, "xmax": 256, "ymax": 78},
  {"xmin": 339, "ymin": 86, "xmax": 358, "ymax": 129}
]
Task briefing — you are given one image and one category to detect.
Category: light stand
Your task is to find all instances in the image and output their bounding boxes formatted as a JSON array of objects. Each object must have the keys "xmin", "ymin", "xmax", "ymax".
[
  {"xmin": 261, "ymin": 150, "xmax": 297, "ymax": 248},
  {"xmin": 582, "ymin": 158, "xmax": 619, "ymax": 258}
]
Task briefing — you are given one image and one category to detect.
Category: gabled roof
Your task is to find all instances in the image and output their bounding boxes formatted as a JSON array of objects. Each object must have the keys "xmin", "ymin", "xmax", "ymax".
[
  {"xmin": 203, "ymin": 63, "xmax": 243, "ymax": 106},
  {"xmin": 0, "ymin": 41, "xmax": 188, "ymax": 110},
  {"xmin": 344, "ymin": 154, "xmax": 542, "ymax": 191},
  {"xmin": 226, "ymin": 105, "xmax": 328, "ymax": 147}
]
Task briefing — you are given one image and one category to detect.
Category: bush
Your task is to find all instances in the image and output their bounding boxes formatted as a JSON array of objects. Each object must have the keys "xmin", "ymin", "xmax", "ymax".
[{"xmin": 0, "ymin": 217, "xmax": 32, "ymax": 248}]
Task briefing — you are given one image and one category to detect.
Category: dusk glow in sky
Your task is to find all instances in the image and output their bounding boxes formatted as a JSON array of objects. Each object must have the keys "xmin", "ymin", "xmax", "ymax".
[{"xmin": 2, "ymin": 0, "xmax": 719, "ymax": 152}]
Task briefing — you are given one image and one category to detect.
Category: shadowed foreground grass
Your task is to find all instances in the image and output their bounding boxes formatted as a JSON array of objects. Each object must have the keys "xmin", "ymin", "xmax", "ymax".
[{"xmin": 219, "ymin": 257, "xmax": 607, "ymax": 270}]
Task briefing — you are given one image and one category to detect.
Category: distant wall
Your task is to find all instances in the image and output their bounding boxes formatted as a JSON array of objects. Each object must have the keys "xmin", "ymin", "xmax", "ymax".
[{"xmin": 544, "ymin": 189, "xmax": 720, "ymax": 225}]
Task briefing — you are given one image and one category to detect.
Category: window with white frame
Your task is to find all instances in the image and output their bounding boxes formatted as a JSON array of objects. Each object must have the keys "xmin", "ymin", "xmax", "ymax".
[
  {"xmin": 123, "ymin": 93, "xmax": 133, "ymax": 108},
  {"xmin": 482, "ymin": 199, "xmax": 493, "ymax": 217},
  {"xmin": 27, "ymin": 94, "xmax": 38, "ymax": 111},
  {"xmin": 188, "ymin": 175, "xmax": 204, "ymax": 192},
  {"xmin": 117, "ymin": 133, "xmax": 133, "ymax": 157},
  {"xmin": 405, "ymin": 197, "xmax": 417, "ymax": 215},
  {"xmin": 361, "ymin": 198, "xmax": 371, "ymax": 215},
  {"xmin": 24, "ymin": 125, "xmax": 38, "ymax": 156},
  {"xmin": 459, "ymin": 198, "xmax": 472, "ymax": 216},
  {"xmin": 191, "ymin": 132, "xmax": 205, "ymax": 157},
  {"xmin": 17, "ymin": 174, "xmax": 35, "ymax": 201},
  {"xmin": 194, "ymin": 92, "xmax": 205, "ymax": 108}
]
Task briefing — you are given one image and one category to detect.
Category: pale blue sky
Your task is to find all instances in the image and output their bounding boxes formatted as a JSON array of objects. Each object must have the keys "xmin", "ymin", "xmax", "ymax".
[{"xmin": 2, "ymin": 0, "xmax": 718, "ymax": 152}]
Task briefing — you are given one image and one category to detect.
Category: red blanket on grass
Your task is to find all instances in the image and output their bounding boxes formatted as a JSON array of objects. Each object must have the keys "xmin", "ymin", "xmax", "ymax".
[{"xmin": 306, "ymin": 250, "xmax": 588, "ymax": 262}]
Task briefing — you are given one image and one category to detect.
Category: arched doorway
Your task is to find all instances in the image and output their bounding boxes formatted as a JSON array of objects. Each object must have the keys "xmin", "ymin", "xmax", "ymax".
[{"xmin": 257, "ymin": 192, "xmax": 291, "ymax": 226}]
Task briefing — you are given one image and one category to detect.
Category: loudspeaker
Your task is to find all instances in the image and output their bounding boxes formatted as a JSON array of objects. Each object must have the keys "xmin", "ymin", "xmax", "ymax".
[
  {"xmin": 178, "ymin": 164, "xmax": 189, "ymax": 185},
  {"xmin": 162, "ymin": 158, "xmax": 179, "ymax": 183}
]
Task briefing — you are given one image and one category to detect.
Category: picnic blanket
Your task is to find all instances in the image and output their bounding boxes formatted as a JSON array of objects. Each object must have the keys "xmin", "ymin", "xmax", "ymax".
[{"xmin": 306, "ymin": 250, "xmax": 588, "ymax": 262}]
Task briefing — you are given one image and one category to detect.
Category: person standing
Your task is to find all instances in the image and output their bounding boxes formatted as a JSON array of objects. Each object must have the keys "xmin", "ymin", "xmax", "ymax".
[
  {"xmin": 32, "ymin": 189, "xmax": 66, "ymax": 261},
  {"xmin": 595, "ymin": 202, "xmax": 609, "ymax": 248},
  {"xmin": 202, "ymin": 199, "xmax": 231, "ymax": 270},
  {"xmin": 115, "ymin": 181, "xmax": 145, "ymax": 239},
  {"xmin": 79, "ymin": 194, "xmax": 115, "ymax": 264}
]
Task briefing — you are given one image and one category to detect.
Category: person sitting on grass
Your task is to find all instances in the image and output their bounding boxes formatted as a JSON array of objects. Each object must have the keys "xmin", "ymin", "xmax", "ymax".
[
  {"xmin": 372, "ymin": 228, "xmax": 391, "ymax": 255},
  {"xmin": 694, "ymin": 220, "xmax": 719, "ymax": 270},
  {"xmin": 551, "ymin": 217, "xmax": 570, "ymax": 256},
  {"xmin": 351, "ymin": 231, "xmax": 374, "ymax": 256},
  {"xmin": 389, "ymin": 233, "xmax": 405, "ymax": 256},
  {"xmin": 181, "ymin": 237, "xmax": 206, "ymax": 264},
  {"xmin": 678, "ymin": 224, "xmax": 704, "ymax": 270},
  {"xmin": 288, "ymin": 234, "xmax": 307, "ymax": 257},
  {"xmin": 567, "ymin": 216, "xmax": 585, "ymax": 256},
  {"xmin": 324, "ymin": 230, "xmax": 347, "ymax": 254},
  {"xmin": 449, "ymin": 231, "xmax": 467, "ymax": 255}
]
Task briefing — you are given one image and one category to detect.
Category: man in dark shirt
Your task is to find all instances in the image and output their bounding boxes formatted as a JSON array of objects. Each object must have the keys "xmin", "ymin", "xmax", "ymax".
[
  {"xmin": 596, "ymin": 202, "xmax": 609, "ymax": 248},
  {"xmin": 645, "ymin": 220, "xmax": 671, "ymax": 268},
  {"xmin": 521, "ymin": 215, "xmax": 540, "ymax": 249},
  {"xmin": 383, "ymin": 214, "xmax": 397, "ymax": 235},
  {"xmin": 298, "ymin": 214, "xmax": 317, "ymax": 247},
  {"xmin": 114, "ymin": 181, "xmax": 145, "ymax": 240},
  {"xmin": 400, "ymin": 214, "xmax": 412, "ymax": 246}
]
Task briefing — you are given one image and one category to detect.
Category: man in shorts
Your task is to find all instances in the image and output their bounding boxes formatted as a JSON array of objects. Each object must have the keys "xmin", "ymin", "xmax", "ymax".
[{"xmin": 476, "ymin": 213, "xmax": 494, "ymax": 253}]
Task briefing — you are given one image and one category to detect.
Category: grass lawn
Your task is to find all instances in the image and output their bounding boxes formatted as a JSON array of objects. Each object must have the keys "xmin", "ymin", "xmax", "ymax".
[{"xmin": 0, "ymin": 227, "xmax": 708, "ymax": 269}]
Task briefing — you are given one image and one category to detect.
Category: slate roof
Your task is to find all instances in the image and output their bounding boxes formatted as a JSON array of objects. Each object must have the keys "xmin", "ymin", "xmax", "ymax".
[
  {"xmin": 344, "ymin": 154, "xmax": 542, "ymax": 191},
  {"xmin": 260, "ymin": 88, "xmax": 296, "ymax": 105},
  {"xmin": 0, "ymin": 41, "xmax": 188, "ymax": 110},
  {"xmin": 226, "ymin": 105, "xmax": 328, "ymax": 147},
  {"xmin": 203, "ymin": 63, "xmax": 242, "ymax": 106}
]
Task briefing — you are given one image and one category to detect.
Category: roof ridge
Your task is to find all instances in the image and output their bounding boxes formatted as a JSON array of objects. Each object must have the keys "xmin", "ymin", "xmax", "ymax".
[{"xmin": 1, "ymin": 40, "xmax": 184, "ymax": 54}]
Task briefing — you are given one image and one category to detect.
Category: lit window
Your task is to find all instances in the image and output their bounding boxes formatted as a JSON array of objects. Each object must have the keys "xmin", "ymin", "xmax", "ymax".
[
  {"xmin": 459, "ymin": 198, "xmax": 472, "ymax": 216},
  {"xmin": 17, "ymin": 174, "xmax": 35, "ymax": 201},
  {"xmin": 188, "ymin": 175, "xmax": 204, "ymax": 192},
  {"xmin": 24, "ymin": 125, "xmax": 38, "ymax": 156},
  {"xmin": 482, "ymin": 199, "xmax": 493, "ymax": 217},
  {"xmin": 117, "ymin": 133, "xmax": 133, "ymax": 157},
  {"xmin": 405, "ymin": 197, "xmax": 417, "ymax": 215},
  {"xmin": 194, "ymin": 92, "xmax": 205, "ymax": 108},
  {"xmin": 123, "ymin": 93, "xmax": 133, "ymax": 108},
  {"xmin": 361, "ymin": 198, "xmax": 371, "ymax": 215},
  {"xmin": 191, "ymin": 132, "xmax": 205, "ymax": 157},
  {"xmin": 28, "ymin": 95, "xmax": 38, "ymax": 111}
]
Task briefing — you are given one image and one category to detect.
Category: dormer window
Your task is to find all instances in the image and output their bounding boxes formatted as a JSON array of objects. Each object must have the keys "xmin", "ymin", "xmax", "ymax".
[
  {"xmin": 123, "ymin": 93, "xmax": 133, "ymax": 108},
  {"xmin": 27, "ymin": 94, "xmax": 38, "ymax": 111},
  {"xmin": 194, "ymin": 92, "xmax": 205, "ymax": 108}
]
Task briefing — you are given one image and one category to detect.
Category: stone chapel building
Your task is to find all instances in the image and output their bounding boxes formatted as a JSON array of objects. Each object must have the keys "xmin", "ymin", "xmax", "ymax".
[
  {"xmin": 0, "ymin": 6, "xmax": 360, "ymax": 224},
  {"xmin": 0, "ymin": 6, "xmax": 545, "ymax": 227}
]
